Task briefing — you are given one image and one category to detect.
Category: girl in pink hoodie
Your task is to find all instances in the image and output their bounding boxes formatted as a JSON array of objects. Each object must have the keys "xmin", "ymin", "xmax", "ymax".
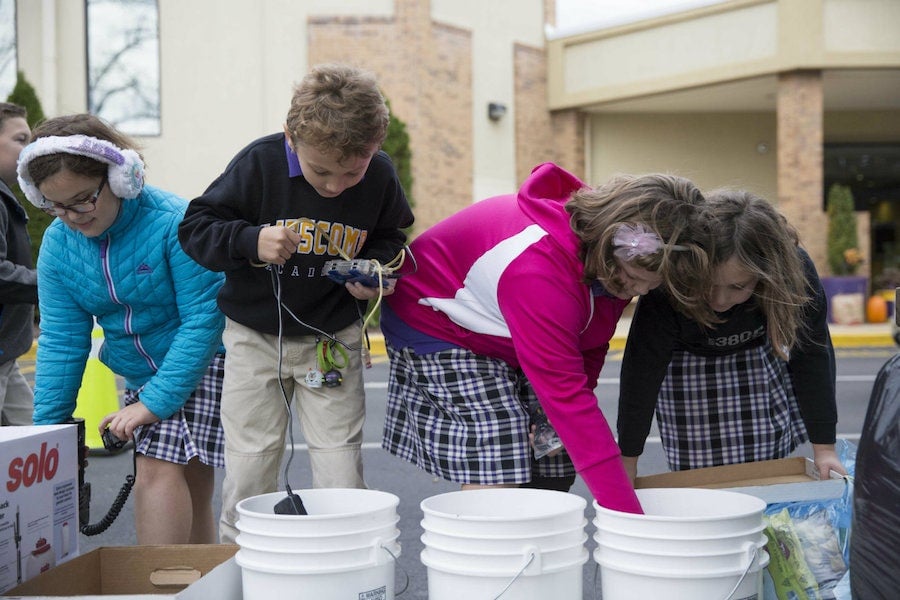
[{"xmin": 381, "ymin": 163, "xmax": 714, "ymax": 513}]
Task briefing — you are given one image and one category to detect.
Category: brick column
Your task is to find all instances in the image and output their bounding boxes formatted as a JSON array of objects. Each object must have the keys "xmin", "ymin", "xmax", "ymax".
[{"xmin": 776, "ymin": 70, "xmax": 826, "ymax": 271}]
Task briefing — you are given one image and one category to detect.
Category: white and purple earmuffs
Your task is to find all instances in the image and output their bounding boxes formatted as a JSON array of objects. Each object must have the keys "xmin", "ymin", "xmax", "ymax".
[{"xmin": 16, "ymin": 135, "xmax": 145, "ymax": 208}]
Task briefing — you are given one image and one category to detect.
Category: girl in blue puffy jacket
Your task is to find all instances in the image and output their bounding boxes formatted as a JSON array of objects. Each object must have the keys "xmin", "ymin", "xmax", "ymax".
[{"xmin": 17, "ymin": 114, "xmax": 226, "ymax": 545}]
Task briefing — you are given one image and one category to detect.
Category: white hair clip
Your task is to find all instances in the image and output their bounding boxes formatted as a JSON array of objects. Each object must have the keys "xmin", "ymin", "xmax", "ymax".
[{"xmin": 613, "ymin": 223, "xmax": 687, "ymax": 260}]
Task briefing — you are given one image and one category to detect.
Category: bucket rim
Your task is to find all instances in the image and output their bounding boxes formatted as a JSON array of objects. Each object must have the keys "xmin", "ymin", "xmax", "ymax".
[
  {"xmin": 236, "ymin": 544, "xmax": 400, "ymax": 575},
  {"xmin": 421, "ymin": 489, "xmax": 586, "ymax": 522},
  {"xmin": 594, "ymin": 550, "xmax": 770, "ymax": 578},
  {"xmin": 237, "ymin": 515, "xmax": 401, "ymax": 539},
  {"xmin": 592, "ymin": 521, "xmax": 766, "ymax": 542},
  {"xmin": 421, "ymin": 547, "xmax": 589, "ymax": 576},
  {"xmin": 237, "ymin": 489, "xmax": 400, "ymax": 520},
  {"xmin": 420, "ymin": 531, "xmax": 588, "ymax": 556},
  {"xmin": 594, "ymin": 534, "xmax": 767, "ymax": 559},
  {"xmin": 594, "ymin": 488, "xmax": 766, "ymax": 522},
  {"xmin": 237, "ymin": 531, "xmax": 400, "ymax": 554},
  {"xmin": 421, "ymin": 517, "xmax": 587, "ymax": 539}
]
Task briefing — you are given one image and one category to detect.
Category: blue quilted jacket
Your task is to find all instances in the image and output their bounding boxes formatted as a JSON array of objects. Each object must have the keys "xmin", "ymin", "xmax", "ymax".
[{"xmin": 33, "ymin": 185, "xmax": 225, "ymax": 424}]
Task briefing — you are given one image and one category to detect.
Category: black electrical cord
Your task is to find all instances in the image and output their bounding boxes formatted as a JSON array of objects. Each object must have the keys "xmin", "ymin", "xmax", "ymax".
[
  {"xmin": 80, "ymin": 473, "xmax": 134, "ymax": 536},
  {"xmin": 80, "ymin": 438, "xmax": 136, "ymax": 536}
]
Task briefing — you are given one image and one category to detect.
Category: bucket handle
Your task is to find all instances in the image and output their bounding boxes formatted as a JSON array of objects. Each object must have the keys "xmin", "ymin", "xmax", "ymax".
[
  {"xmin": 492, "ymin": 545, "xmax": 541, "ymax": 599},
  {"xmin": 721, "ymin": 542, "xmax": 760, "ymax": 600},
  {"xmin": 379, "ymin": 543, "xmax": 410, "ymax": 596}
]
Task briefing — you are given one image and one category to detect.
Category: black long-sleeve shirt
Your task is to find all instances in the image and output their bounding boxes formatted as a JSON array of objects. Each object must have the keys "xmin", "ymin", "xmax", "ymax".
[
  {"xmin": 617, "ymin": 249, "xmax": 837, "ymax": 456},
  {"xmin": 178, "ymin": 133, "xmax": 414, "ymax": 336},
  {"xmin": 0, "ymin": 180, "xmax": 37, "ymax": 365}
]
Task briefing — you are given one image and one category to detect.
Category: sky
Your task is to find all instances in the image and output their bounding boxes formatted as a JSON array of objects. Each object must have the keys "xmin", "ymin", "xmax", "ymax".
[{"xmin": 553, "ymin": 0, "xmax": 727, "ymax": 35}]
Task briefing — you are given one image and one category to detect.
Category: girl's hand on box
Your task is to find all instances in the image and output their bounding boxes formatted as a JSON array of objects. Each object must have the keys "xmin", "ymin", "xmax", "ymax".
[{"xmin": 812, "ymin": 443, "xmax": 847, "ymax": 477}]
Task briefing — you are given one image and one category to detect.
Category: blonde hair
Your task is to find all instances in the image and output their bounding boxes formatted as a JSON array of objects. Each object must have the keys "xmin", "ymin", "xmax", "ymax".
[
  {"xmin": 705, "ymin": 189, "xmax": 810, "ymax": 358},
  {"xmin": 566, "ymin": 173, "xmax": 715, "ymax": 326},
  {"xmin": 285, "ymin": 64, "xmax": 389, "ymax": 162}
]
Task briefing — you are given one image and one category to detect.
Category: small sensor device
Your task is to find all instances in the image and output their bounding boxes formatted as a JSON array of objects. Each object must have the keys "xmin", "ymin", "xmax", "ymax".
[
  {"xmin": 322, "ymin": 259, "xmax": 393, "ymax": 288},
  {"xmin": 101, "ymin": 428, "xmax": 127, "ymax": 452}
]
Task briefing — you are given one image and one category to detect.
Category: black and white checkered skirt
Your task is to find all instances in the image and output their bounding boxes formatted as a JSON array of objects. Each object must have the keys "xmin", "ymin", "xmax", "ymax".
[
  {"xmin": 382, "ymin": 344, "xmax": 574, "ymax": 485},
  {"xmin": 124, "ymin": 353, "xmax": 225, "ymax": 468},
  {"xmin": 656, "ymin": 341, "xmax": 807, "ymax": 471}
]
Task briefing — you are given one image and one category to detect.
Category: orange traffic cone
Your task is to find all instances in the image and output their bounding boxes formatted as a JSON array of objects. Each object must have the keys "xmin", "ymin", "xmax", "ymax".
[{"xmin": 73, "ymin": 325, "xmax": 120, "ymax": 451}]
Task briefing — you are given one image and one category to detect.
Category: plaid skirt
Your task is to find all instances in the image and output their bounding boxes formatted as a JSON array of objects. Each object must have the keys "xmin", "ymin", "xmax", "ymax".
[
  {"xmin": 124, "ymin": 353, "xmax": 225, "ymax": 468},
  {"xmin": 382, "ymin": 344, "xmax": 574, "ymax": 485},
  {"xmin": 656, "ymin": 341, "xmax": 808, "ymax": 471}
]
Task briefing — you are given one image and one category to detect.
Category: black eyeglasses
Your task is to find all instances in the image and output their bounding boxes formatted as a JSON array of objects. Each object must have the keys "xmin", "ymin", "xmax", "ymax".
[{"xmin": 40, "ymin": 177, "xmax": 107, "ymax": 217}]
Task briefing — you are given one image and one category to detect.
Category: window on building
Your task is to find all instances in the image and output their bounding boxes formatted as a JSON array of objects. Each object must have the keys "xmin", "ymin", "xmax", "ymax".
[
  {"xmin": 825, "ymin": 143, "xmax": 900, "ymax": 275},
  {"xmin": 86, "ymin": 0, "xmax": 160, "ymax": 135},
  {"xmin": 0, "ymin": 0, "xmax": 16, "ymax": 98}
]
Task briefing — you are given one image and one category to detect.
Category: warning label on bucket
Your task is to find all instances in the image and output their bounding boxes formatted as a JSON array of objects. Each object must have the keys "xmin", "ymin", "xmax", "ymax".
[{"xmin": 359, "ymin": 586, "xmax": 387, "ymax": 600}]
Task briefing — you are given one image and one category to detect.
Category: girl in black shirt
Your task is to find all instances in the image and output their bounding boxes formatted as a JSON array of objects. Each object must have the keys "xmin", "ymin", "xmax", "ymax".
[{"xmin": 618, "ymin": 189, "xmax": 845, "ymax": 480}]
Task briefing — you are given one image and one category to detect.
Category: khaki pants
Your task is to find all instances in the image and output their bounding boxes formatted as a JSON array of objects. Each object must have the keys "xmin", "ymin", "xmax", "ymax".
[
  {"xmin": 0, "ymin": 360, "xmax": 33, "ymax": 425},
  {"xmin": 218, "ymin": 318, "xmax": 366, "ymax": 543}
]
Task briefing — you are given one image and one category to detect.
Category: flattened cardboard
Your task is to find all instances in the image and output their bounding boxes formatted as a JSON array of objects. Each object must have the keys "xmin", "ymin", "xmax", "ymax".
[
  {"xmin": 635, "ymin": 457, "xmax": 848, "ymax": 504},
  {"xmin": 2, "ymin": 545, "xmax": 237, "ymax": 598}
]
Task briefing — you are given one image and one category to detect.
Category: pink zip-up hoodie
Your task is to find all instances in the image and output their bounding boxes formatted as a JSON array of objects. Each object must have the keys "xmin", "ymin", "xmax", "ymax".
[{"xmin": 386, "ymin": 162, "xmax": 642, "ymax": 513}]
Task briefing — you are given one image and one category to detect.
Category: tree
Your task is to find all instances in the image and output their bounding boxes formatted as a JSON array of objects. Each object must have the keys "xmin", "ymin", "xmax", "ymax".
[
  {"xmin": 826, "ymin": 183, "xmax": 861, "ymax": 275},
  {"xmin": 7, "ymin": 70, "xmax": 44, "ymax": 125},
  {"xmin": 381, "ymin": 99, "xmax": 414, "ymax": 234},
  {"xmin": 6, "ymin": 71, "xmax": 51, "ymax": 263},
  {"xmin": 365, "ymin": 98, "xmax": 414, "ymax": 326}
]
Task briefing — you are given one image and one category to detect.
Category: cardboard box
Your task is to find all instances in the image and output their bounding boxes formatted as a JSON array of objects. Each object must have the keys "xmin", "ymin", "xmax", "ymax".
[
  {"xmin": 635, "ymin": 457, "xmax": 848, "ymax": 504},
  {"xmin": 0, "ymin": 426, "xmax": 79, "ymax": 593},
  {"xmin": 1, "ymin": 544, "xmax": 239, "ymax": 599}
]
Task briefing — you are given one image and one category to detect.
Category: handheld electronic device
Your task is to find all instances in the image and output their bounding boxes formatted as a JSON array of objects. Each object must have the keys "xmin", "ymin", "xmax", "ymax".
[
  {"xmin": 101, "ymin": 427, "xmax": 127, "ymax": 452},
  {"xmin": 322, "ymin": 259, "xmax": 395, "ymax": 288}
]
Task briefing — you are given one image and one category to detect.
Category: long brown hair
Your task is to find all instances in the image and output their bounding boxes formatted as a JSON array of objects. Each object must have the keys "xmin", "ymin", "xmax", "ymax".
[
  {"xmin": 705, "ymin": 189, "xmax": 810, "ymax": 357},
  {"xmin": 566, "ymin": 173, "xmax": 715, "ymax": 326}
]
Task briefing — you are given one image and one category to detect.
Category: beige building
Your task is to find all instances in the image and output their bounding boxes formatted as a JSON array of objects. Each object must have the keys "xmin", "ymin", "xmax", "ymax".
[
  {"xmin": 9, "ymin": 0, "xmax": 900, "ymax": 278},
  {"xmin": 12, "ymin": 0, "xmax": 565, "ymax": 235},
  {"xmin": 548, "ymin": 0, "xmax": 900, "ymax": 280}
]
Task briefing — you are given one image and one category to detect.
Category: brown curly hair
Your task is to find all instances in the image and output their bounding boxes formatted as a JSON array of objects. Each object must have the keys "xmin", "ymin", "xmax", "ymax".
[{"xmin": 285, "ymin": 64, "xmax": 389, "ymax": 162}]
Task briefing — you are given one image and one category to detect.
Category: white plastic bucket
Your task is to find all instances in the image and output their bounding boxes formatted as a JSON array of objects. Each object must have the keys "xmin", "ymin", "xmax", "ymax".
[
  {"xmin": 421, "ymin": 488, "xmax": 586, "ymax": 535},
  {"xmin": 592, "ymin": 488, "xmax": 769, "ymax": 600},
  {"xmin": 236, "ymin": 488, "xmax": 399, "ymax": 534},
  {"xmin": 420, "ymin": 489, "xmax": 588, "ymax": 600},
  {"xmin": 235, "ymin": 489, "xmax": 401, "ymax": 600}
]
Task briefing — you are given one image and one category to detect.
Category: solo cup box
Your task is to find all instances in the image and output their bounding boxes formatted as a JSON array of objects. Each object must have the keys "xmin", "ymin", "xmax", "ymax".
[{"xmin": 0, "ymin": 425, "xmax": 78, "ymax": 593}]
